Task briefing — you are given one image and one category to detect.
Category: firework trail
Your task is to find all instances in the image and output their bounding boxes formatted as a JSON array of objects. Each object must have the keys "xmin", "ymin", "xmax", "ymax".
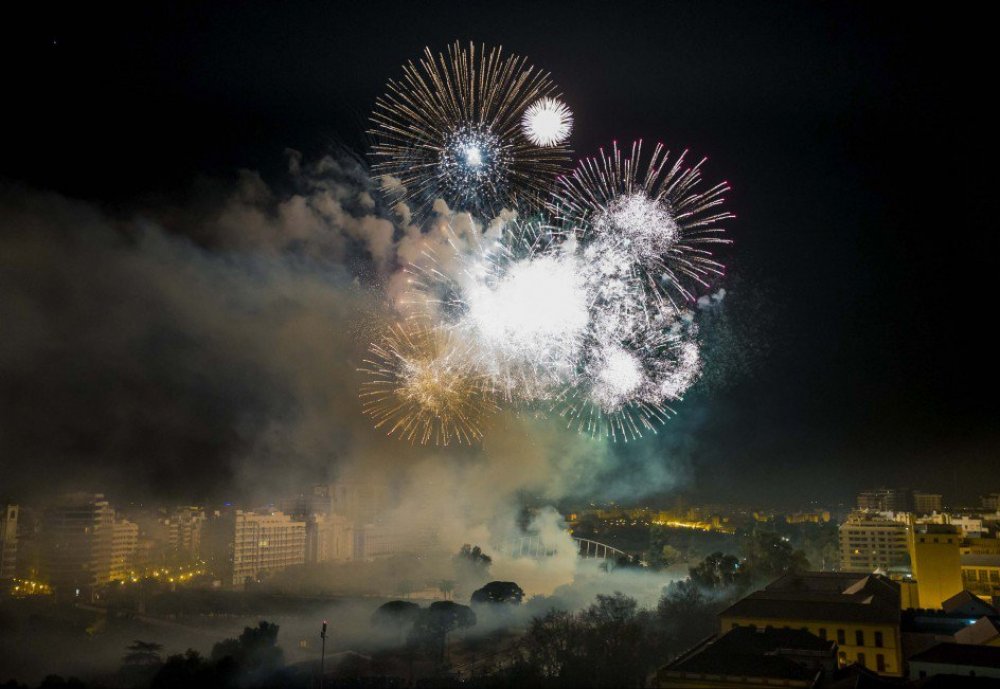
[{"xmin": 370, "ymin": 42, "xmax": 572, "ymax": 219}]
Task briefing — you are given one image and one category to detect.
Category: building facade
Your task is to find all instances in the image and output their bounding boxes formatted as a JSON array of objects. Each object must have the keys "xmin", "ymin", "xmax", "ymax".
[
  {"xmin": 0, "ymin": 504, "xmax": 18, "ymax": 579},
  {"xmin": 912, "ymin": 492, "xmax": 943, "ymax": 515},
  {"xmin": 857, "ymin": 488, "xmax": 908, "ymax": 513},
  {"xmin": 109, "ymin": 516, "xmax": 138, "ymax": 582},
  {"xmin": 718, "ymin": 572, "xmax": 903, "ymax": 677},
  {"xmin": 41, "ymin": 493, "xmax": 116, "ymax": 600},
  {"xmin": 305, "ymin": 513, "xmax": 353, "ymax": 563},
  {"xmin": 961, "ymin": 553, "xmax": 1000, "ymax": 600},
  {"xmin": 909, "ymin": 523, "xmax": 963, "ymax": 609},
  {"xmin": 839, "ymin": 512, "xmax": 911, "ymax": 573},
  {"xmin": 198, "ymin": 509, "xmax": 308, "ymax": 587}
]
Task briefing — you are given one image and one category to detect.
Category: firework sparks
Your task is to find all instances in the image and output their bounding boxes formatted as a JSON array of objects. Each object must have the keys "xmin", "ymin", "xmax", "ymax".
[
  {"xmin": 362, "ymin": 48, "xmax": 734, "ymax": 445},
  {"xmin": 359, "ymin": 321, "xmax": 499, "ymax": 446},
  {"xmin": 370, "ymin": 42, "xmax": 571, "ymax": 219},
  {"xmin": 522, "ymin": 97, "xmax": 573, "ymax": 147},
  {"xmin": 404, "ymin": 219, "xmax": 587, "ymax": 401},
  {"xmin": 551, "ymin": 140, "xmax": 733, "ymax": 310},
  {"xmin": 382, "ymin": 211, "xmax": 712, "ymax": 442}
]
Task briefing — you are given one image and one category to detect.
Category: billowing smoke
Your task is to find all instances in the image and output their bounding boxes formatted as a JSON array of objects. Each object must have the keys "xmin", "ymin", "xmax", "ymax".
[{"xmin": 0, "ymin": 151, "xmax": 703, "ymax": 596}]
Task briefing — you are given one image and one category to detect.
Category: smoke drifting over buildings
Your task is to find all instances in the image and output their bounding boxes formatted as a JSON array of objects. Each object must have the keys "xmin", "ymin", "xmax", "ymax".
[{"xmin": 0, "ymin": 152, "xmax": 708, "ymax": 573}]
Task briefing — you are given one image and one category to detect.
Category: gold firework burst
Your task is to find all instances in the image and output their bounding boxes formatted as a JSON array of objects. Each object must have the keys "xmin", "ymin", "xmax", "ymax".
[{"xmin": 359, "ymin": 322, "xmax": 499, "ymax": 446}]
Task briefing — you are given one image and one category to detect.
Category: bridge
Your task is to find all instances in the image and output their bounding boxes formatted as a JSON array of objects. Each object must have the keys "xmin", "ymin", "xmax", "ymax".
[{"xmin": 493, "ymin": 535, "xmax": 639, "ymax": 566}]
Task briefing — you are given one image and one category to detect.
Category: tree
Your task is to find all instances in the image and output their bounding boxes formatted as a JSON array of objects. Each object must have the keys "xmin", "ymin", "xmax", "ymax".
[
  {"xmin": 689, "ymin": 551, "xmax": 749, "ymax": 590},
  {"xmin": 120, "ymin": 640, "xmax": 164, "ymax": 685},
  {"xmin": 371, "ymin": 600, "xmax": 421, "ymax": 644},
  {"xmin": 521, "ymin": 609, "xmax": 580, "ymax": 680},
  {"xmin": 743, "ymin": 531, "xmax": 810, "ymax": 581},
  {"xmin": 645, "ymin": 543, "xmax": 682, "ymax": 569},
  {"xmin": 657, "ymin": 579, "xmax": 717, "ymax": 649},
  {"xmin": 123, "ymin": 640, "xmax": 164, "ymax": 666},
  {"xmin": 454, "ymin": 544, "xmax": 492, "ymax": 574},
  {"xmin": 410, "ymin": 601, "xmax": 476, "ymax": 664},
  {"xmin": 470, "ymin": 581, "xmax": 524, "ymax": 606},
  {"xmin": 518, "ymin": 592, "xmax": 657, "ymax": 688},
  {"xmin": 438, "ymin": 579, "xmax": 455, "ymax": 600},
  {"xmin": 151, "ymin": 650, "xmax": 237, "ymax": 689},
  {"xmin": 210, "ymin": 620, "xmax": 284, "ymax": 684}
]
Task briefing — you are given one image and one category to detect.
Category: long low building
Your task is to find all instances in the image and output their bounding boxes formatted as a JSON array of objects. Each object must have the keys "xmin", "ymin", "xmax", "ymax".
[
  {"xmin": 908, "ymin": 642, "xmax": 1000, "ymax": 681},
  {"xmin": 718, "ymin": 572, "xmax": 903, "ymax": 677},
  {"xmin": 655, "ymin": 626, "xmax": 836, "ymax": 688}
]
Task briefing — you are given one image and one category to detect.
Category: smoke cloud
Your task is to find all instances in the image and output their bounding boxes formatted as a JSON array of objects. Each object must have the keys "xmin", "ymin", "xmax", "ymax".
[{"xmin": 0, "ymin": 150, "xmax": 696, "ymax": 566}]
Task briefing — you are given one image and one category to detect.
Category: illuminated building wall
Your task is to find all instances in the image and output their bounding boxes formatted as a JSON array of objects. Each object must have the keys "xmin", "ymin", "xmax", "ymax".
[
  {"xmin": 909, "ymin": 523, "xmax": 963, "ymax": 610},
  {"xmin": 719, "ymin": 572, "xmax": 903, "ymax": 677},
  {"xmin": 0, "ymin": 504, "xmax": 18, "ymax": 579},
  {"xmin": 230, "ymin": 510, "xmax": 306, "ymax": 587},
  {"xmin": 167, "ymin": 507, "xmax": 204, "ymax": 560},
  {"xmin": 839, "ymin": 513, "xmax": 911, "ymax": 573},
  {"xmin": 306, "ymin": 513, "xmax": 353, "ymax": 563},
  {"xmin": 109, "ymin": 517, "xmax": 138, "ymax": 582},
  {"xmin": 960, "ymin": 554, "xmax": 1000, "ymax": 600},
  {"xmin": 40, "ymin": 493, "xmax": 115, "ymax": 600}
]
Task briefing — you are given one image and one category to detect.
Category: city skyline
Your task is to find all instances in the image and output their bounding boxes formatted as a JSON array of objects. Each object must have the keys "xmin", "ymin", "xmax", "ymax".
[{"xmin": 1, "ymin": 4, "xmax": 996, "ymax": 687}]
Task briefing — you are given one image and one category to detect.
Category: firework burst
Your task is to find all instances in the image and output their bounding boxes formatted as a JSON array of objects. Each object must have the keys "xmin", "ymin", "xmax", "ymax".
[
  {"xmin": 370, "ymin": 42, "xmax": 572, "ymax": 219},
  {"xmin": 359, "ymin": 321, "xmax": 499, "ymax": 446},
  {"xmin": 402, "ymin": 219, "xmax": 586, "ymax": 402},
  {"xmin": 551, "ymin": 140, "xmax": 733, "ymax": 311},
  {"xmin": 560, "ymin": 318, "xmax": 704, "ymax": 442},
  {"xmin": 522, "ymin": 97, "xmax": 573, "ymax": 147}
]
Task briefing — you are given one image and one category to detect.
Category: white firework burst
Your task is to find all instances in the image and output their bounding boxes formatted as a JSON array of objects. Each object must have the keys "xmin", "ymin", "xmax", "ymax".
[
  {"xmin": 370, "ymin": 42, "xmax": 572, "ymax": 219},
  {"xmin": 522, "ymin": 97, "xmax": 573, "ymax": 147},
  {"xmin": 551, "ymin": 140, "xmax": 733, "ymax": 311}
]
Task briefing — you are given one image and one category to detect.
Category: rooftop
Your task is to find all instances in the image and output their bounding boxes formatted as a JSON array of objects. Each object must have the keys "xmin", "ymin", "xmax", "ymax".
[
  {"xmin": 659, "ymin": 627, "xmax": 832, "ymax": 682},
  {"xmin": 954, "ymin": 616, "xmax": 1000, "ymax": 645},
  {"xmin": 942, "ymin": 590, "xmax": 997, "ymax": 616},
  {"xmin": 720, "ymin": 573, "xmax": 900, "ymax": 625},
  {"xmin": 908, "ymin": 642, "xmax": 1000, "ymax": 668}
]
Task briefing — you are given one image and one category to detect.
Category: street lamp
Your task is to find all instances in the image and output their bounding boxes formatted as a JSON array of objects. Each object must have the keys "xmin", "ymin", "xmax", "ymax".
[{"xmin": 319, "ymin": 620, "xmax": 327, "ymax": 689}]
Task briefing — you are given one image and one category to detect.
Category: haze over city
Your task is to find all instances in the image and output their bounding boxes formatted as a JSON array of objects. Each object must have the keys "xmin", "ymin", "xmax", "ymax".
[{"xmin": 1, "ymin": 3, "xmax": 996, "ymax": 688}]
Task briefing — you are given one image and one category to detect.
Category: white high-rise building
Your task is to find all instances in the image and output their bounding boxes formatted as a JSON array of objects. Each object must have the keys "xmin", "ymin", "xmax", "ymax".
[
  {"xmin": 41, "ymin": 493, "xmax": 116, "ymax": 600},
  {"xmin": 306, "ymin": 513, "xmax": 353, "ymax": 563},
  {"xmin": 839, "ymin": 512, "xmax": 912, "ymax": 573},
  {"xmin": 110, "ymin": 516, "xmax": 138, "ymax": 582},
  {"xmin": 229, "ymin": 510, "xmax": 306, "ymax": 587}
]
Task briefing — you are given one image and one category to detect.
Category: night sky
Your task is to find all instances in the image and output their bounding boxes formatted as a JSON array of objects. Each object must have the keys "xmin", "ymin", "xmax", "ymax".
[{"xmin": 2, "ymin": 2, "xmax": 994, "ymax": 506}]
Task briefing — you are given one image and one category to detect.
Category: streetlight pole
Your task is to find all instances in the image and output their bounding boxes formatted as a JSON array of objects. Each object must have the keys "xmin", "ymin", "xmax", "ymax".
[{"xmin": 319, "ymin": 620, "xmax": 327, "ymax": 689}]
